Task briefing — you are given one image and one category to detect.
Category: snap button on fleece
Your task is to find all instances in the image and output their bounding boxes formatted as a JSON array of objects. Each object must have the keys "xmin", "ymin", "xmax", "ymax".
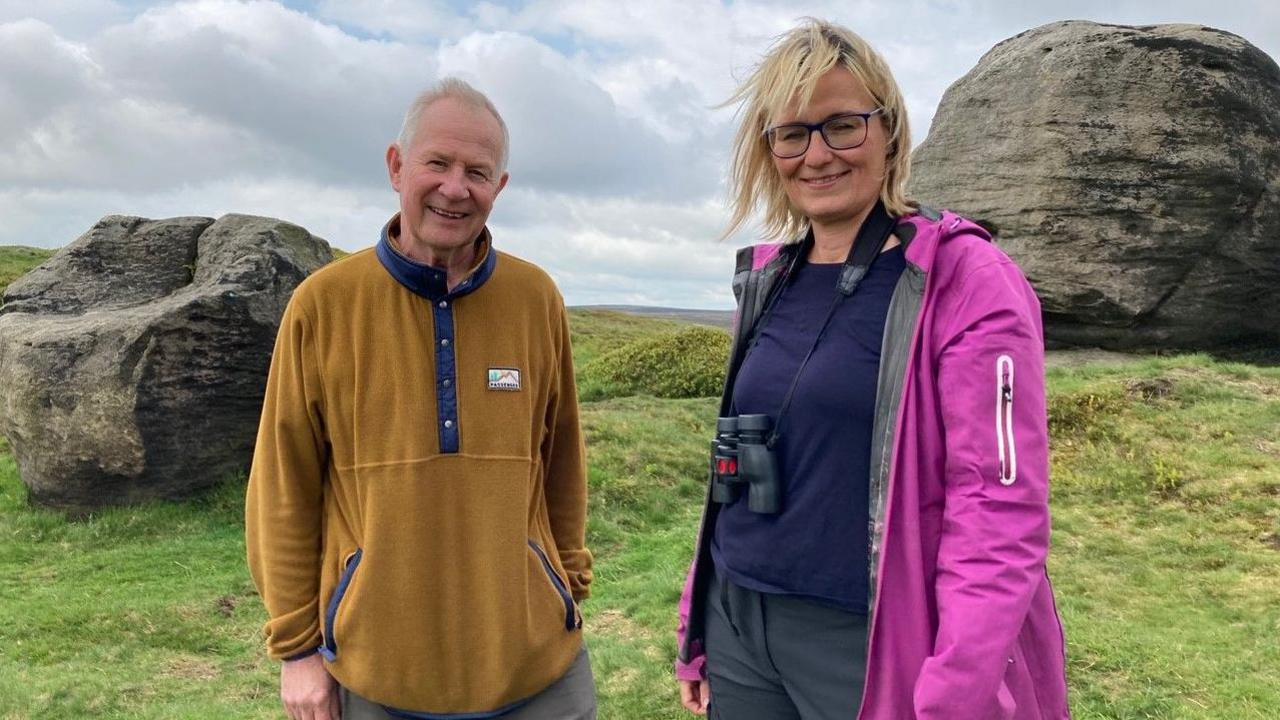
[
  {"xmin": 439, "ymin": 300, "xmax": 448, "ymax": 308},
  {"xmin": 442, "ymin": 379, "xmax": 452, "ymax": 387},
  {"xmin": 444, "ymin": 419, "xmax": 454, "ymax": 428},
  {"xmin": 441, "ymin": 338, "xmax": 450, "ymax": 346}
]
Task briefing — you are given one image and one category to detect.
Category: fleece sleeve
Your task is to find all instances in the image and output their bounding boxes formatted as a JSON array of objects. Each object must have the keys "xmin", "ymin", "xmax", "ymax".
[
  {"xmin": 244, "ymin": 294, "xmax": 329, "ymax": 661},
  {"xmin": 913, "ymin": 259, "xmax": 1052, "ymax": 720},
  {"xmin": 542, "ymin": 299, "xmax": 593, "ymax": 601}
]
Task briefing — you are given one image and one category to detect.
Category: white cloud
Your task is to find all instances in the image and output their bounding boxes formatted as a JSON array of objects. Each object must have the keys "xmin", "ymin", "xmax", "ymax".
[
  {"xmin": 487, "ymin": 189, "xmax": 739, "ymax": 308},
  {"xmin": 0, "ymin": 20, "xmax": 100, "ymax": 142},
  {"xmin": 435, "ymin": 30, "xmax": 720, "ymax": 199},
  {"xmin": 0, "ymin": 0, "xmax": 126, "ymax": 39},
  {"xmin": 313, "ymin": 0, "xmax": 471, "ymax": 40},
  {"xmin": 92, "ymin": 0, "xmax": 428, "ymax": 186},
  {"xmin": 0, "ymin": 17, "xmax": 294, "ymax": 192},
  {"xmin": 0, "ymin": 2, "xmax": 428, "ymax": 192}
]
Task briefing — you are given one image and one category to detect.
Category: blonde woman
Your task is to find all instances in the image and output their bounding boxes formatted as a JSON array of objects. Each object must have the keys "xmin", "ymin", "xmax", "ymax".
[{"xmin": 675, "ymin": 19, "xmax": 1069, "ymax": 719}]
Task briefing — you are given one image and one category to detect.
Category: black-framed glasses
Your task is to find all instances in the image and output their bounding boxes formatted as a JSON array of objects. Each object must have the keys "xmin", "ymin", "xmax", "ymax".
[{"xmin": 764, "ymin": 109, "xmax": 884, "ymax": 158}]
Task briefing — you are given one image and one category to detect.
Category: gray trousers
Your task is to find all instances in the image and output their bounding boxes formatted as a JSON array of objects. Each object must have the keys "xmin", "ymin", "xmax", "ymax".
[
  {"xmin": 340, "ymin": 646, "xmax": 596, "ymax": 719},
  {"xmin": 704, "ymin": 569, "xmax": 868, "ymax": 720}
]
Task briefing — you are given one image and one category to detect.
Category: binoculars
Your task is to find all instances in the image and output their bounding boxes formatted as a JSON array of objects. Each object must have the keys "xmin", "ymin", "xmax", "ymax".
[{"xmin": 709, "ymin": 414, "xmax": 782, "ymax": 514}]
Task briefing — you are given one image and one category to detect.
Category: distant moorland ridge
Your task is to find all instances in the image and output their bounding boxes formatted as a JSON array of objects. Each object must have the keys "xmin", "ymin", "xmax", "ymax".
[{"xmin": 574, "ymin": 304, "xmax": 732, "ymax": 330}]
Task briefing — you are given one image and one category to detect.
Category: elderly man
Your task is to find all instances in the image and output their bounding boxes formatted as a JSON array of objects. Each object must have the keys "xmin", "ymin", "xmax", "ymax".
[{"xmin": 246, "ymin": 78, "xmax": 596, "ymax": 720}]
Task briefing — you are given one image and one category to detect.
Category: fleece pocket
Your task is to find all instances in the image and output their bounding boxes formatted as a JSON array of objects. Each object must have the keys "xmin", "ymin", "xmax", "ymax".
[
  {"xmin": 320, "ymin": 549, "xmax": 363, "ymax": 661},
  {"xmin": 528, "ymin": 540, "xmax": 579, "ymax": 631}
]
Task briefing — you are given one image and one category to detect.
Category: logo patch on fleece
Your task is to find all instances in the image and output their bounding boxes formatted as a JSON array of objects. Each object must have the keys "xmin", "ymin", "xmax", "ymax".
[{"xmin": 488, "ymin": 368, "xmax": 522, "ymax": 391}]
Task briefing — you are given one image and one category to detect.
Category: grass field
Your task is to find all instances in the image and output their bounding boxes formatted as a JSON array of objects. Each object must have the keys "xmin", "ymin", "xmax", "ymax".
[
  {"xmin": 0, "ymin": 247, "xmax": 54, "ymax": 296},
  {"xmin": 1, "ymin": 250, "xmax": 1278, "ymax": 718}
]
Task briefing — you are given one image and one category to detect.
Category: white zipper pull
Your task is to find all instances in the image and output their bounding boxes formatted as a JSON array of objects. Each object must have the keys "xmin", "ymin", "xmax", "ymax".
[{"xmin": 996, "ymin": 355, "xmax": 1017, "ymax": 486}]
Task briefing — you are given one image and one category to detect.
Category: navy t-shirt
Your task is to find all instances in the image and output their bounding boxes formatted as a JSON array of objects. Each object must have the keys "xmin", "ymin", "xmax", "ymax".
[{"xmin": 712, "ymin": 245, "xmax": 905, "ymax": 613}]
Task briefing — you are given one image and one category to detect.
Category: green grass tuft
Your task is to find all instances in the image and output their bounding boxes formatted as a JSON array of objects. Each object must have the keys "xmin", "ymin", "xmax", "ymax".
[
  {"xmin": 568, "ymin": 309, "xmax": 689, "ymax": 369},
  {"xmin": 578, "ymin": 326, "xmax": 731, "ymax": 401}
]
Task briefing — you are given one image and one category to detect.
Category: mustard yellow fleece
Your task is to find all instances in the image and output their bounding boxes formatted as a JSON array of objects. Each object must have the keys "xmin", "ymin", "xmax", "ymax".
[{"xmin": 245, "ymin": 236, "xmax": 592, "ymax": 715}]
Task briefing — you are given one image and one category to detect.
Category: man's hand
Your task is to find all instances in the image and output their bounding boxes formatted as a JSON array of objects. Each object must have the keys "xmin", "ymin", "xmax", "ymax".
[
  {"xmin": 281, "ymin": 653, "xmax": 340, "ymax": 720},
  {"xmin": 679, "ymin": 679, "xmax": 710, "ymax": 715}
]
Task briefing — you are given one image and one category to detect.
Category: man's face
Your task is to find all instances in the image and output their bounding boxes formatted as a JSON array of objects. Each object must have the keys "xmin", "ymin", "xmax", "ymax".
[{"xmin": 387, "ymin": 97, "xmax": 509, "ymax": 256}]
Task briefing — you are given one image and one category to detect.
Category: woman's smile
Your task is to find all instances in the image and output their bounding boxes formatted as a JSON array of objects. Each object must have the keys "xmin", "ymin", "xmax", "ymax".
[{"xmin": 798, "ymin": 170, "xmax": 852, "ymax": 189}]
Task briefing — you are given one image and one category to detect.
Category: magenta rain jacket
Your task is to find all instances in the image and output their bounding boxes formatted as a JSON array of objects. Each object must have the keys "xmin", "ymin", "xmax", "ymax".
[{"xmin": 676, "ymin": 209, "xmax": 1070, "ymax": 719}]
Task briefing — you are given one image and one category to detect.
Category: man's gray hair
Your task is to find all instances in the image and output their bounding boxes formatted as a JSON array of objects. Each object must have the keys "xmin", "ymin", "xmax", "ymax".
[{"xmin": 396, "ymin": 77, "xmax": 510, "ymax": 172}]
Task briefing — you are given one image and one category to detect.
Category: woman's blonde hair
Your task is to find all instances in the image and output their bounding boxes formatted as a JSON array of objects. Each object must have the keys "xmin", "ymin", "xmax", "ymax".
[{"xmin": 723, "ymin": 18, "xmax": 915, "ymax": 242}]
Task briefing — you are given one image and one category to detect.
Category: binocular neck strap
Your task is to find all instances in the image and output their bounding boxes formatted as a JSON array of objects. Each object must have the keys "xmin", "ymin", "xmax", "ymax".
[{"xmin": 766, "ymin": 203, "xmax": 896, "ymax": 449}]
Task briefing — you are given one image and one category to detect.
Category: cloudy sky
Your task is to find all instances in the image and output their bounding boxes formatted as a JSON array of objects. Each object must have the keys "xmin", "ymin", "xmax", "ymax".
[{"xmin": 2, "ymin": 0, "xmax": 1277, "ymax": 307}]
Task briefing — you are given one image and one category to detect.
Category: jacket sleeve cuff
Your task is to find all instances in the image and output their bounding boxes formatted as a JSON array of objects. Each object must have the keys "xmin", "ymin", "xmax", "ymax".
[
  {"xmin": 283, "ymin": 647, "xmax": 320, "ymax": 662},
  {"xmin": 264, "ymin": 616, "xmax": 324, "ymax": 662},
  {"xmin": 675, "ymin": 655, "xmax": 706, "ymax": 681},
  {"xmin": 560, "ymin": 549, "xmax": 594, "ymax": 601}
]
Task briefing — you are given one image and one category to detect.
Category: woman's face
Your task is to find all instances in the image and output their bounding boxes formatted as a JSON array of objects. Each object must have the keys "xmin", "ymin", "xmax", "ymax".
[{"xmin": 771, "ymin": 68, "xmax": 889, "ymax": 232}]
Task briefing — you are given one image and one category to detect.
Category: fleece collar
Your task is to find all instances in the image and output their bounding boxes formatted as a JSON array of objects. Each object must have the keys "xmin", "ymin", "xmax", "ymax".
[{"xmin": 375, "ymin": 214, "xmax": 497, "ymax": 301}]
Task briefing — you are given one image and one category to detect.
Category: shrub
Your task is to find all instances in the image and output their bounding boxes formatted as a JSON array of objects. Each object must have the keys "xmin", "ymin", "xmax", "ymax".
[
  {"xmin": 1047, "ymin": 386, "xmax": 1125, "ymax": 440},
  {"xmin": 579, "ymin": 326, "xmax": 730, "ymax": 400}
]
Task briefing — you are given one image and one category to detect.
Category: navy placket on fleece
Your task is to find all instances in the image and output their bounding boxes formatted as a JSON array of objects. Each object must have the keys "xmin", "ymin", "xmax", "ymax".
[{"xmin": 375, "ymin": 222, "xmax": 497, "ymax": 454}]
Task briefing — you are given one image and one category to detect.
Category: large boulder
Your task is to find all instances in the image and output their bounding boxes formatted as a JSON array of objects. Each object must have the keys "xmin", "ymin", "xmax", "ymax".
[
  {"xmin": 0, "ymin": 214, "xmax": 332, "ymax": 513},
  {"xmin": 909, "ymin": 21, "xmax": 1280, "ymax": 350}
]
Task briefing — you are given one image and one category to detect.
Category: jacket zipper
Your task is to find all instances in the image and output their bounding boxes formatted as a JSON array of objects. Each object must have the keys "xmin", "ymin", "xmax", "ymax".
[
  {"xmin": 858, "ymin": 260, "xmax": 929, "ymax": 720},
  {"xmin": 529, "ymin": 540, "xmax": 579, "ymax": 631},
  {"xmin": 320, "ymin": 548, "xmax": 363, "ymax": 662},
  {"xmin": 996, "ymin": 354, "xmax": 1017, "ymax": 486}
]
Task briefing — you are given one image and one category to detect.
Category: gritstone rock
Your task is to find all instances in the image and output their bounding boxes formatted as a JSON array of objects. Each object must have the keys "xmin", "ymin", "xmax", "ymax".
[
  {"xmin": 909, "ymin": 21, "xmax": 1280, "ymax": 350},
  {"xmin": 0, "ymin": 214, "xmax": 332, "ymax": 513}
]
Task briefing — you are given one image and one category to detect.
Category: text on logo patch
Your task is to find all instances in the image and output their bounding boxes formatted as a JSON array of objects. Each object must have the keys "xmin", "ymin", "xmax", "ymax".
[{"xmin": 488, "ymin": 368, "xmax": 521, "ymax": 391}]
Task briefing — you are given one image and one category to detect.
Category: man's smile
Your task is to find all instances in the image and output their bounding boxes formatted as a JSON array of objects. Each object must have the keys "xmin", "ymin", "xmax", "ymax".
[{"xmin": 428, "ymin": 206, "xmax": 467, "ymax": 219}]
